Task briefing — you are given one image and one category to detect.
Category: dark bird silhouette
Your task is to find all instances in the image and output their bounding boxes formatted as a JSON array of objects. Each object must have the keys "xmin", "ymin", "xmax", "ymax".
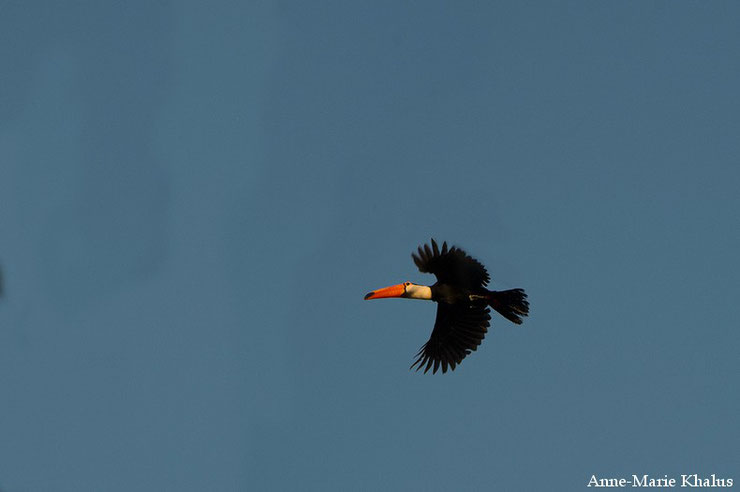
[{"xmin": 365, "ymin": 239, "xmax": 529, "ymax": 374}]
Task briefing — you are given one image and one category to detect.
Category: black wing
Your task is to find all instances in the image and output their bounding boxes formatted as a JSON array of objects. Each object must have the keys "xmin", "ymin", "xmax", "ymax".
[
  {"xmin": 410, "ymin": 302, "xmax": 491, "ymax": 374},
  {"xmin": 411, "ymin": 239, "xmax": 490, "ymax": 288}
]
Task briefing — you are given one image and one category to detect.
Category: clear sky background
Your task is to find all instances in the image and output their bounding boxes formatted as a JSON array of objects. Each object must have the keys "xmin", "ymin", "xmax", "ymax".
[{"xmin": 1, "ymin": 2, "xmax": 738, "ymax": 491}]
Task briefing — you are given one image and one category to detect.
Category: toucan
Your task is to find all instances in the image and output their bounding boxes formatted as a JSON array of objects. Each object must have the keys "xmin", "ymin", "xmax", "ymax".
[{"xmin": 365, "ymin": 239, "xmax": 529, "ymax": 374}]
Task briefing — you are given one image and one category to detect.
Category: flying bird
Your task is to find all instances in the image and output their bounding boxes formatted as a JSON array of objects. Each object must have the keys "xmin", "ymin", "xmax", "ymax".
[{"xmin": 365, "ymin": 239, "xmax": 529, "ymax": 374}]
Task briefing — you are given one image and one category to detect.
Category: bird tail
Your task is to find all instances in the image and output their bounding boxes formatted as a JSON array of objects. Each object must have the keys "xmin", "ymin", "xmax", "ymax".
[{"xmin": 488, "ymin": 289, "xmax": 529, "ymax": 325}]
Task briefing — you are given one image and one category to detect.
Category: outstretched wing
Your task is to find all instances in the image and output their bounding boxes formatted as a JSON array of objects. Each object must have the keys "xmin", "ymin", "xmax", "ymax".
[
  {"xmin": 410, "ymin": 302, "xmax": 491, "ymax": 374},
  {"xmin": 411, "ymin": 239, "xmax": 490, "ymax": 288}
]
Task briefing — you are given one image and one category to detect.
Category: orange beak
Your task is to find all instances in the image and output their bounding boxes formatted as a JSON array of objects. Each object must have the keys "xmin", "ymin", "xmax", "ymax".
[{"xmin": 364, "ymin": 283, "xmax": 406, "ymax": 300}]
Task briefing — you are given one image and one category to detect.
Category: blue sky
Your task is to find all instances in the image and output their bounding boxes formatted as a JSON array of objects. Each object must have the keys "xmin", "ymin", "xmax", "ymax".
[{"xmin": 1, "ymin": 2, "xmax": 738, "ymax": 491}]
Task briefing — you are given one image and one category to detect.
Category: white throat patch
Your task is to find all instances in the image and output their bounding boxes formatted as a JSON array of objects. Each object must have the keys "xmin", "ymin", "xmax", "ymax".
[{"xmin": 406, "ymin": 284, "xmax": 432, "ymax": 300}]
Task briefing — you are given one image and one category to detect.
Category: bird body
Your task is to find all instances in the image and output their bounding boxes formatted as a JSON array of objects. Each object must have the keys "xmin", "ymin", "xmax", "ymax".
[
  {"xmin": 365, "ymin": 239, "xmax": 529, "ymax": 374},
  {"xmin": 432, "ymin": 283, "xmax": 481, "ymax": 304}
]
